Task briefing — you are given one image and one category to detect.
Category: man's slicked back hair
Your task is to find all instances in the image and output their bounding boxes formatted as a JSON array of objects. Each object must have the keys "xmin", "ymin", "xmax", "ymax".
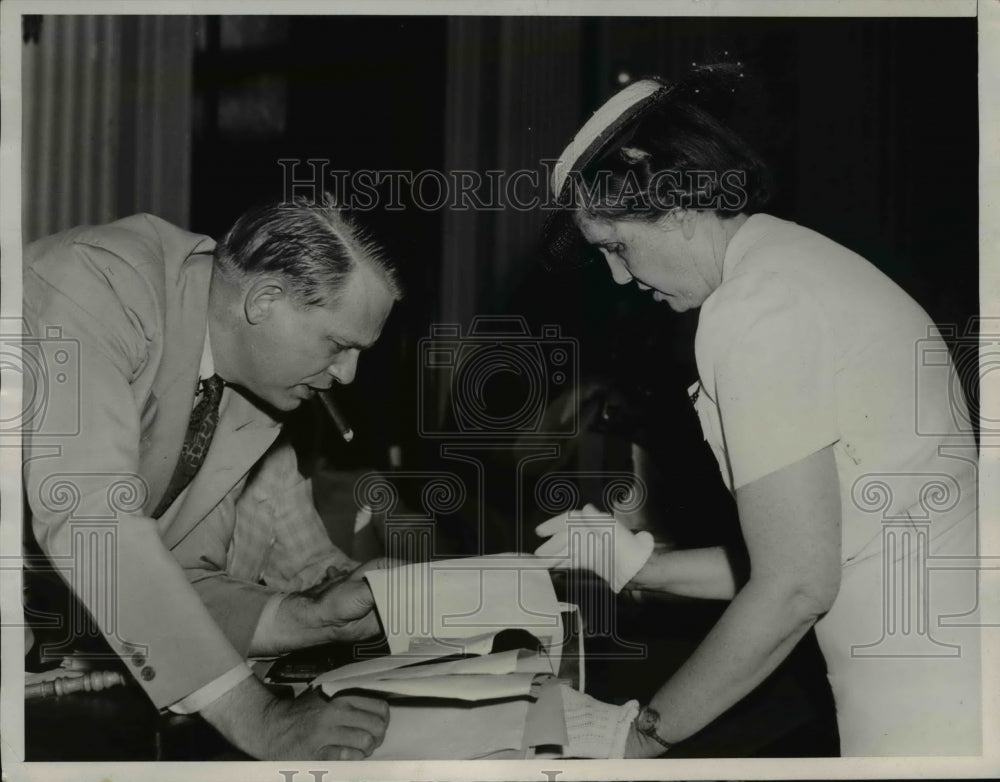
[{"xmin": 214, "ymin": 194, "xmax": 402, "ymax": 306}]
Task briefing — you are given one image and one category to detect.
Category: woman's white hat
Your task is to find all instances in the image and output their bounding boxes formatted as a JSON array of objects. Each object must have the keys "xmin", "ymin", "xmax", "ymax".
[
  {"xmin": 549, "ymin": 79, "xmax": 668, "ymax": 201},
  {"xmin": 542, "ymin": 78, "xmax": 671, "ymax": 270}
]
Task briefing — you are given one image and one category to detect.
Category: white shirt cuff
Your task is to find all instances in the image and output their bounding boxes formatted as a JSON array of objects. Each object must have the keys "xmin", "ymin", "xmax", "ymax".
[
  {"xmin": 248, "ymin": 592, "xmax": 287, "ymax": 656},
  {"xmin": 167, "ymin": 663, "xmax": 254, "ymax": 715}
]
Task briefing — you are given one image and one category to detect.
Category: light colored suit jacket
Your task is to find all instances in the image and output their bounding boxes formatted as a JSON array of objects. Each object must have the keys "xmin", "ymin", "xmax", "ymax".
[{"xmin": 23, "ymin": 214, "xmax": 306, "ymax": 707}]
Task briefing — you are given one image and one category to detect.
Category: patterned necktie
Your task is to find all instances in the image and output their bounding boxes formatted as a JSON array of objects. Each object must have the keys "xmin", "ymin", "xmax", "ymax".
[{"xmin": 152, "ymin": 374, "xmax": 225, "ymax": 518}]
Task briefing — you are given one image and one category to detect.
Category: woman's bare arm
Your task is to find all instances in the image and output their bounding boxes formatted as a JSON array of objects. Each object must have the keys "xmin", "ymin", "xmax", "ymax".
[{"xmin": 626, "ymin": 445, "xmax": 842, "ymax": 756}]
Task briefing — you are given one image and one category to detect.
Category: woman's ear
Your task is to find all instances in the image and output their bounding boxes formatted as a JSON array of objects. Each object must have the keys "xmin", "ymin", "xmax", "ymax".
[
  {"xmin": 677, "ymin": 209, "xmax": 699, "ymax": 240},
  {"xmin": 243, "ymin": 278, "xmax": 285, "ymax": 325}
]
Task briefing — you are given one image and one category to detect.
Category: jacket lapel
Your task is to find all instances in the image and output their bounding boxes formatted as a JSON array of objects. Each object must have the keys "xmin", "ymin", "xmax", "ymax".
[
  {"xmin": 140, "ymin": 253, "xmax": 213, "ymax": 516},
  {"xmin": 160, "ymin": 388, "xmax": 280, "ymax": 550}
]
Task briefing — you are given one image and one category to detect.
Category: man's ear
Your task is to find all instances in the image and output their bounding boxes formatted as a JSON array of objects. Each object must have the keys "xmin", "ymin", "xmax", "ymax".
[{"xmin": 244, "ymin": 278, "xmax": 286, "ymax": 325}]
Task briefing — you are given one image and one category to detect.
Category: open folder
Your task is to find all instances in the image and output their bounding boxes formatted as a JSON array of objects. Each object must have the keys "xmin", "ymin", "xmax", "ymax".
[
  {"xmin": 364, "ymin": 555, "xmax": 564, "ymax": 666},
  {"xmin": 306, "ymin": 555, "xmax": 579, "ymax": 759}
]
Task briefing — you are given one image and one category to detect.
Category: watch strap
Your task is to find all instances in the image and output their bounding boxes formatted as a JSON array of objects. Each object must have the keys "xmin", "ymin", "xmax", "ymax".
[{"xmin": 635, "ymin": 705, "xmax": 674, "ymax": 752}]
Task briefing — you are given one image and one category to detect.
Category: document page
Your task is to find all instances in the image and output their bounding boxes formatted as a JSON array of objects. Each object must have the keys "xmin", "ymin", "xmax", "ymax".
[{"xmin": 364, "ymin": 555, "xmax": 564, "ymax": 673}]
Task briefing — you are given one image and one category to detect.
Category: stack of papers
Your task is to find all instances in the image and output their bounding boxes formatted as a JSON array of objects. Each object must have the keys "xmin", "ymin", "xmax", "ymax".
[
  {"xmin": 306, "ymin": 556, "xmax": 574, "ymax": 759},
  {"xmin": 315, "ymin": 647, "xmax": 552, "ymax": 699}
]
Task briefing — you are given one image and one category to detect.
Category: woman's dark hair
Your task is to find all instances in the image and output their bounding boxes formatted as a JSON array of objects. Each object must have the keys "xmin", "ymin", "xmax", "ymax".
[
  {"xmin": 575, "ymin": 64, "xmax": 773, "ymax": 222},
  {"xmin": 214, "ymin": 194, "xmax": 403, "ymax": 307}
]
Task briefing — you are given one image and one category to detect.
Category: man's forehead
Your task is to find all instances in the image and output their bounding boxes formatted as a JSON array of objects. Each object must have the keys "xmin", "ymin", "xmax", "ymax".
[
  {"xmin": 349, "ymin": 260, "xmax": 394, "ymax": 296},
  {"xmin": 321, "ymin": 266, "xmax": 393, "ymax": 345}
]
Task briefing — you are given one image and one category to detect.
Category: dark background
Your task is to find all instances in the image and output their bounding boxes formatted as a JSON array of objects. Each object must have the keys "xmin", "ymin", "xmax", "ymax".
[{"xmin": 188, "ymin": 15, "xmax": 978, "ymax": 481}]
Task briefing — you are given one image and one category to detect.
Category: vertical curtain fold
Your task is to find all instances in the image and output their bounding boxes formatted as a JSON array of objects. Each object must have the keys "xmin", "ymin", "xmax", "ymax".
[
  {"xmin": 21, "ymin": 15, "xmax": 194, "ymax": 244},
  {"xmin": 440, "ymin": 17, "xmax": 583, "ymax": 326}
]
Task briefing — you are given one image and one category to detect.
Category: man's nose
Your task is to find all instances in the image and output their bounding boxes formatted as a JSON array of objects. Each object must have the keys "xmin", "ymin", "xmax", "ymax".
[
  {"xmin": 327, "ymin": 351, "xmax": 359, "ymax": 385},
  {"xmin": 604, "ymin": 255, "xmax": 632, "ymax": 286}
]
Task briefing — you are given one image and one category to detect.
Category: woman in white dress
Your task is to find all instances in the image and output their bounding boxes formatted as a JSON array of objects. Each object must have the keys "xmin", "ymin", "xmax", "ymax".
[{"xmin": 534, "ymin": 67, "xmax": 981, "ymax": 757}]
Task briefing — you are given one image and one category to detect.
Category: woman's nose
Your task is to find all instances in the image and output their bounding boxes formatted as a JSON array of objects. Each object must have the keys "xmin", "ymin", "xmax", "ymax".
[
  {"xmin": 327, "ymin": 351, "xmax": 359, "ymax": 386},
  {"xmin": 605, "ymin": 255, "xmax": 633, "ymax": 285}
]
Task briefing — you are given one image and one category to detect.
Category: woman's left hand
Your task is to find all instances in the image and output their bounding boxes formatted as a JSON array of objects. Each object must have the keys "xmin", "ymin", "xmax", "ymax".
[{"xmin": 533, "ymin": 503, "xmax": 655, "ymax": 592}]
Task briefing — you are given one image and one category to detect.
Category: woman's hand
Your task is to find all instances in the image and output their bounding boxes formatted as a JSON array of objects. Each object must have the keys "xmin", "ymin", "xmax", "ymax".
[
  {"xmin": 533, "ymin": 503, "xmax": 655, "ymax": 592},
  {"xmin": 559, "ymin": 686, "xmax": 639, "ymax": 758},
  {"xmin": 623, "ymin": 720, "xmax": 671, "ymax": 759}
]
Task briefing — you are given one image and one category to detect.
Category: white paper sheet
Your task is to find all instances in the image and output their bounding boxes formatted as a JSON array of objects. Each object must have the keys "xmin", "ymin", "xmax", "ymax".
[
  {"xmin": 315, "ymin": 648, "xmax": 543, "ymax": 684},
  {"xmin": 364, "ymin": 554, "xmax": 565, "ymax": 673},
  {"xmin": 314, "ymin": 649, "xmax": 554, "ymax": 697},
  {"xmin": 321, "ymin": 671, "xmax": 540, "ymax": 699},
  {"xmin": 369, "ymin": 698, "xmax": 531, "ymax": 760}
]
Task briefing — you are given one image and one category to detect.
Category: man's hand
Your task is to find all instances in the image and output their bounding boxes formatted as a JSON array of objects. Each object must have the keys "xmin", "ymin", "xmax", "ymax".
[
  {"xmin": 346, "ymin": 557, "xmax": 407, "ymax": 580},
  {"xmin": 251, "ymin": 569, "xmax": 381, "ymax": 655},
  {"xmin": 302, "ymin": 559, "xmax": 406, "ymax": 639},
  {"xmin": 290, "ymin": 569, "xmax": 382, "ymax": 643},
  {"xmin": 251, "ymin": 561, "xmax": 410, "ymax": 656},
  {"xmin": 201, "ymin": 675, "xmax": 388, "ymax": 759}
]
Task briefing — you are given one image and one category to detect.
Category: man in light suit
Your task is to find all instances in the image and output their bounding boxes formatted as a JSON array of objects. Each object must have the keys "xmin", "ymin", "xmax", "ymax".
[{"xmin": 23, "ymin": 198, "xmax": 399, "ymax": 759}]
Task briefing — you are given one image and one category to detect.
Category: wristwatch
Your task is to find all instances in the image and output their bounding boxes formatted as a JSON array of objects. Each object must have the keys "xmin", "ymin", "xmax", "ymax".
[{"xmin": 634, "ymin": 705, "xmax": 674, "ymax": 752}]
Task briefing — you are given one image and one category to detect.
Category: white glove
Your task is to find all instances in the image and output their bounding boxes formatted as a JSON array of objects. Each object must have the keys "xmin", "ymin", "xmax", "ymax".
[
  {"xmin": 559, "ymin": 685, "xmax": 639, "ymax": 759},
  {"xmin": 533, "ymin": 502, "xmax": 654, "ymax": 593}
]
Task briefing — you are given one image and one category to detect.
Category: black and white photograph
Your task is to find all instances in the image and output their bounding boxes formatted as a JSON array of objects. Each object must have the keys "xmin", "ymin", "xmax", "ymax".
[{"xmin": 1, "ymin": 1, "xmax": 997, "ymax": 779}]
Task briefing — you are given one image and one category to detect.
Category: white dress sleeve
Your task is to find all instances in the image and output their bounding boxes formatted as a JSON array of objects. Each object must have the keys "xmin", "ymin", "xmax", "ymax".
[{"xmin": 697, "ymin": 271, "xmax": 840, "ymax": 489}]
